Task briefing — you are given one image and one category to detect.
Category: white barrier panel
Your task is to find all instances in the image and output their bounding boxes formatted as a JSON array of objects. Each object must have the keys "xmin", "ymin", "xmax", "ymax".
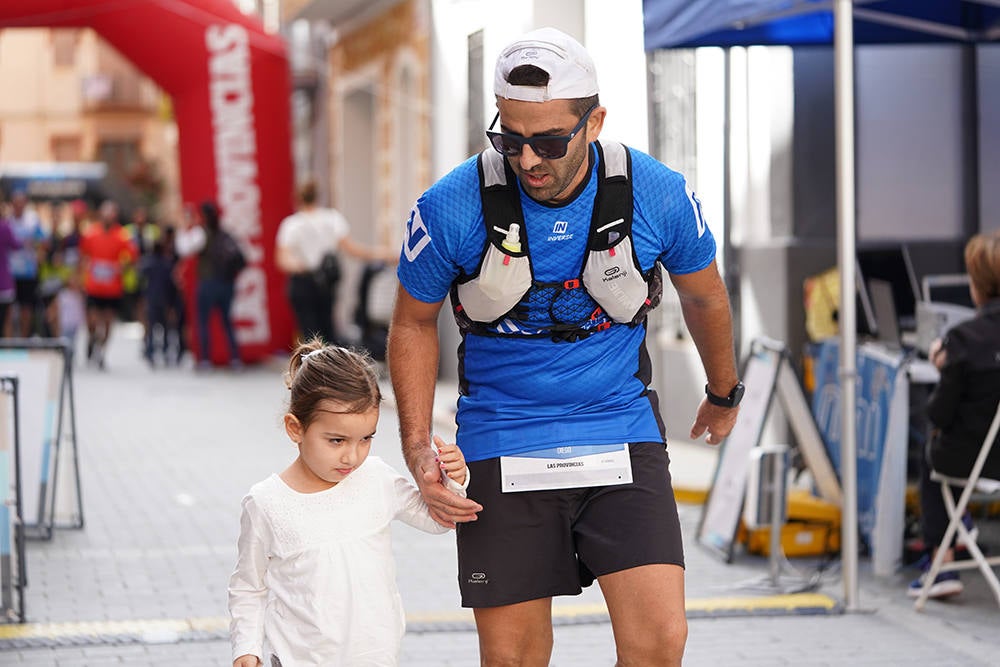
[
  {"xmin": 0, "ymin": 375, "xmax": 25, "ymax": 622},
  {"xmin": 0, "ymin": 341, "xmax": 81, "ymax": 538}
]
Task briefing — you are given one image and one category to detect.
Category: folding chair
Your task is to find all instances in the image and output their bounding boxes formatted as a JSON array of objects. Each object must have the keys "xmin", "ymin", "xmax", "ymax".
[{"xmin": 914, "ymin": 398, "xmax": 1000, "ymax": 611}]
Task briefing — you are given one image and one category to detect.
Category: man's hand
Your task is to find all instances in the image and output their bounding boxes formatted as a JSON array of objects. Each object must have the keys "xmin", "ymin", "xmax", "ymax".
[
  {"xmin": 233, "ymin": 655, "xmax": 260, "ymax": 667},
  {"xmin": 689, "ymin": 398, "xmax": 739, "ymax": 445},
  {"xmin": 411, "ymin": 441, "xmax": 482, "ymax": 528}
]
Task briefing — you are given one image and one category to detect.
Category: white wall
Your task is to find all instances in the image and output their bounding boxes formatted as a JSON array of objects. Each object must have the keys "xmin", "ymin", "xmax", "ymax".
[
  {"xmin": 431, "ymin": 0, "xmax": 649, "ymax": 179},
  {"xmin": 585, "ymin": 0, "xmax": 648, "ymax": 151},
  {"xmin": 856, "ymin": 45, "xmax": 965, "ymax": 241}
]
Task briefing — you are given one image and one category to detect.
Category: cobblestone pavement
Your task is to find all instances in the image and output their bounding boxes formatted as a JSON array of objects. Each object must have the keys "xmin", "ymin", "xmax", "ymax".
[{"xmin": 1, "ymin": 324, "xmax": 998, "ymax": 665}]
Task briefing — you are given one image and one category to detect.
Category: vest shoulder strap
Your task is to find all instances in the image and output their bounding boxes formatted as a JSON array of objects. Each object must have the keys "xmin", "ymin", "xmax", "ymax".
[
  {"xmin": 588, "ymin": 140, "xmax": 633, "ymax": 251},
  {"xmin": 477, "ymin": 149, "xmax": 526, "ymax": 254}
]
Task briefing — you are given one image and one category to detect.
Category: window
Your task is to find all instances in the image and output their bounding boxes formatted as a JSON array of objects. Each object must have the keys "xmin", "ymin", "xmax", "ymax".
[
  {"xmin": 96, "ymin": 139, "xmax": 141, "ymax": 179},
  {"xmin": 51, "ymin": 29, "xmax": 80, "ymax": 68},
  {"xmin": 51, "ymin": 135, "xmax": 83, "ymax": 162}
]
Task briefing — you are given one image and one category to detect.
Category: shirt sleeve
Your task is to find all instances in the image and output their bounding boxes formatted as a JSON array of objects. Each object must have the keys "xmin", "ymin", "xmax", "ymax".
[
  {"xmin": 396, "ymin": 158, "xmax": 479, "ymax": 303},
  {"xmin": 175, "ymin": 226, "xmax": 206, "ymax": 258},
  {"xmin": 926, "ymin": 330, "xmax": 968, "ymax": 430},
  {"xmin": 228, "ymin": 495, "xmax": 269, "ymax": 664},
  {"xmin": 390, "ymin": 470, "xmax": 466, "ymax": 535},
  {"xmin": 275, "ymin": 215, "xmax": 295, "ymax": 249},
  {"xmin": 631, "ymin": 150, "xmax": 716, "ymax": 275},
  {"xmin": 329, "ymin": 209, "xmax": 350, "ymax": 249}
]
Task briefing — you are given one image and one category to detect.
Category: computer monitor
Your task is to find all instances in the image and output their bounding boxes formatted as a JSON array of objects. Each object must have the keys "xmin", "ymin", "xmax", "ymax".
[
  {"xmin": 923, "ymin": 274, "xmax": 975, "ymax": 309},
  {"xmin": 857, "ymin": 244, "xmax": 921, "ymax": 331}
]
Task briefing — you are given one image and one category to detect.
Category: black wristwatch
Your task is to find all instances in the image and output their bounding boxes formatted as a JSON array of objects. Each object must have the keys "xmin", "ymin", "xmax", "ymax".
[{"xmin": 705, "ymin": 381, "xmax": 745, "ymax": 408}]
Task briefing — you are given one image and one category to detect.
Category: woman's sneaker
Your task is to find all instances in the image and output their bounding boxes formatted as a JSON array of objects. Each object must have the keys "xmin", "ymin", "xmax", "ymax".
[{"xmin": 907, "ymin": 570, "xmax": 963, "ymax": 599}]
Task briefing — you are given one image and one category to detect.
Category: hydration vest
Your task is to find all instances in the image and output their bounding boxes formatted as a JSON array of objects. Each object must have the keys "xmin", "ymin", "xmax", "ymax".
[{"xmin": 450, "ymin": 140, "xmax": 662, "ymax": 342}]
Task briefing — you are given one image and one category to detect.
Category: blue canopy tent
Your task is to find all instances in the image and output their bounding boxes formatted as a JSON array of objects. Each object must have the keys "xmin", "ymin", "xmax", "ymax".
[
  {"xmin": 644, "ymin": 0, "xmax": 1000, "ymax": 48},
  {"xmin": 642, "ymin": 0, "xmax": 1000, "ymax": 610}
]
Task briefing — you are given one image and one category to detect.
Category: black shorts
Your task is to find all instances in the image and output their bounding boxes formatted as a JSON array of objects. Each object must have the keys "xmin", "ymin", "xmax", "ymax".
[
  {"xmin": 14, "ymin": 278, "xmax": 38, "ymax": 305},
  {"xmin": 457, "ymin": 442, "xmax": 684, "ymax": 608},
  {"xmin": 87, "ymin": 295, "xmax": 122, "ymax": 313}
]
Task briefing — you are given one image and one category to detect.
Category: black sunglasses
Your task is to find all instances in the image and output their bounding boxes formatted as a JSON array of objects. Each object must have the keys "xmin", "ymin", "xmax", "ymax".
[{"xmin": 486, "ymin": 104, "xmax": 598, "ymax": 160}]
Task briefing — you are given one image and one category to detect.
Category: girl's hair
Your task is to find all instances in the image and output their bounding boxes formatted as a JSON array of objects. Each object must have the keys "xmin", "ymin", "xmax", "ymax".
[
  {"xmin": 965, "ymin": 230, "xmax": 1000, "ymax": 302},
  {"xmin": 284, "ymin": 338, "xmax": 382, "ymax": 427}
]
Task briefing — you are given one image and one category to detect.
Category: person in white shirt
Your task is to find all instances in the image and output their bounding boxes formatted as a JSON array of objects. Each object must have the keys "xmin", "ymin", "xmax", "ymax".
[
  {"xmin": 228, "ymin": 339, "xmax": 472, "ymax": 667},
  {"xmin": 275, "ymin": 181, "xmax": 396, "ymax": 345}
]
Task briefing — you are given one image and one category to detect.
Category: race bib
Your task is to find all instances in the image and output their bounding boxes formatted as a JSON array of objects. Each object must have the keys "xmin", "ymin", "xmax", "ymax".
[
  {"xmin": 500, "ymin": 443, "xmax": 632, "ymax": 493},
  {"xmin": 90, "ymin": 259, "xmax": 118, "ymax": 283}
]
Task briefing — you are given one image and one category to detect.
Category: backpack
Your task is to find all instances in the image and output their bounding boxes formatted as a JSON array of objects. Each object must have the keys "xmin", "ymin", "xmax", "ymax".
[
  {"xmin": 215, "ymin": 231, "xmax": 247, "ymax": 281},
  {"xmin": 312, "ymin": 251, "xmax": 342, "ymax": 290}
]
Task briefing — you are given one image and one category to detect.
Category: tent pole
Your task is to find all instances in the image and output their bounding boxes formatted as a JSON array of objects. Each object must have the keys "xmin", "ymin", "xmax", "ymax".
[{"xmin": 834, "ymin": 0, "xmax": 860, "ymax": 612}]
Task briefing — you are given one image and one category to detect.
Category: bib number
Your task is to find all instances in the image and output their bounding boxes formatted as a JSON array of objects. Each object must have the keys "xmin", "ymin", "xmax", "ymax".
[{"xmin": 499, "ymin": 443, "xmax": 632, "ymax": 493}]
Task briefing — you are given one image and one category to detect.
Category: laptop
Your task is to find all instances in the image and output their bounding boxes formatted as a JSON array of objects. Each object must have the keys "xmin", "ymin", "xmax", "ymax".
[
  {"xmin": 868, "ymin": 278, "xmax": 902, "ymax": 348},
  {"xmin": 914, "ymin": 274, "xmax": 976, "ymax": 356}
]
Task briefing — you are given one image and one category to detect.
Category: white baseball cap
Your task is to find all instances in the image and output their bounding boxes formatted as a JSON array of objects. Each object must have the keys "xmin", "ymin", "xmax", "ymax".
[{"xmin": 494, "ymin": 27, "xmax": 599, "ymax": 103}]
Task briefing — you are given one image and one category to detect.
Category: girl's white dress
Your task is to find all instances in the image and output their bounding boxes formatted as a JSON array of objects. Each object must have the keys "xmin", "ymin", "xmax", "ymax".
[{"xmin": 228, "ymin": 456, "xmax": 466, "ymax": 666}]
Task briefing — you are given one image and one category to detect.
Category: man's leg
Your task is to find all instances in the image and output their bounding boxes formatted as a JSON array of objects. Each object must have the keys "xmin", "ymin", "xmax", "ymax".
[
  {"xmin": 85, "ymin": 302, "xmax": 99, "ymax": 361},
  {"xmin": 599, "ymin": 563, "xmax": 686, "ymax": 667},
  {"xmin": 473, "ymin": 598, "xmax": 553, "ymax": 667}
]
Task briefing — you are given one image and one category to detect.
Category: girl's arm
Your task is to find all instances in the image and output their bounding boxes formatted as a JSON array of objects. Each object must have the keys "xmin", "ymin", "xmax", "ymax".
[
  {"xmin": 392, "ymin": 460, "xmax": 469, "ymax": 535},
  {"xmin": 228, "ymin": 496, "xmax": 269, "ymax": 666}
]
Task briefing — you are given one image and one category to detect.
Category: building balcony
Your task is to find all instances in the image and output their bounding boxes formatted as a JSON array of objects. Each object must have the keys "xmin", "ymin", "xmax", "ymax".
[{"xmin": 81, "ymin": 73, "xmax": 158, "ymax": 113}]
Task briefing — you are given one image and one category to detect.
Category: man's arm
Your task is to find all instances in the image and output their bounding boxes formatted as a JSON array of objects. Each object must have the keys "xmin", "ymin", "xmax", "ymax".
[
  {"xmin": 670, "ymin": 261, "xmax": 740, "ymax": 445},
  {"xmin": 387, "ymin": 286, "xmax": 482, "ymax": 527}
]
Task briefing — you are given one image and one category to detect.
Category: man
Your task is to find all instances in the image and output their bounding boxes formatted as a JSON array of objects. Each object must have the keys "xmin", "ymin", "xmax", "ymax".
[
  {"xmin": 80, "ymin": 200, "xmax": 137, "ymax": 369},
  {"xmin": 388, "ymin": 28, "xmax": 742, "ymax": 666},
  {"xmin": 122, "ymin": 205, "xmax": 161, "ymax": 325},
  {"xmin": 7, "ymin": 190, "xmax": 47, "ymax": 337}
]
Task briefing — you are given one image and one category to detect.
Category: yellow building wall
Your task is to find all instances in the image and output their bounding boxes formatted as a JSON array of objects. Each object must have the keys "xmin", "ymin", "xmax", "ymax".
[{"xmin": 328, "ymin": 0, "xmax": 432, "ymax": 248}]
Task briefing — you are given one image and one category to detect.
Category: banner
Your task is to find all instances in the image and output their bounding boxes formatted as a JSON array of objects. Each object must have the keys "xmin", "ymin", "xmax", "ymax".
[
  {"xmin": 0, "ymin": 1, "xmax": 295, "ymax": 361},
  {"xmin": 810, "ymin": 340, "xmax": 909, "ymax": 573}
]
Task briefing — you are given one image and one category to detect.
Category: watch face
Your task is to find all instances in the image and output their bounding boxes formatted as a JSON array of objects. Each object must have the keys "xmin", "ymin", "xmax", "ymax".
[{"xmin": 731, "ymin": 382, "xmax": 745, "ymax": 406}]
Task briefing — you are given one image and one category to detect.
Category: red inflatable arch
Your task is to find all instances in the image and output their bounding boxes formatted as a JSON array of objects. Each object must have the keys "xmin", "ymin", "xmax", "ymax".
[{"xmin": 0, "ymin": 0, "xmax": 294, "ymax": 363}]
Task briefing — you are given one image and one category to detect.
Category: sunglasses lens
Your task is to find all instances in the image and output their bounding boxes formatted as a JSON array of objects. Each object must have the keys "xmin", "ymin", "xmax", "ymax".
[
  {"xmin": 531, "ymin": 139, "xmax": 568, "ymax": 160},
  {"xmin": 488, "ymin": 133, "xmax": 522, "ymax": 156}
]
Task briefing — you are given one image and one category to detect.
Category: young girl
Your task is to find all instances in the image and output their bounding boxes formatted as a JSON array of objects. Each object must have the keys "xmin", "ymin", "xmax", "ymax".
[{"xmin": 228, "ymin": 340, "xmax": 469, "ymax": 667}]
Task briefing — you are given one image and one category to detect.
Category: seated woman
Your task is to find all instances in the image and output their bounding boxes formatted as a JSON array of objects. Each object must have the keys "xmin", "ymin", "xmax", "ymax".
[{"xmin": 909, "ymin": 230, "xmax": 1000, "ymax": 599}]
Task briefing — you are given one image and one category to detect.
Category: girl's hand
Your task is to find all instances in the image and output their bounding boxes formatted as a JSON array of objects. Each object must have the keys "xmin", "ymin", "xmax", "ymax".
[
  {"xmin": 434, "ymin": 436, "xmax": 467, "ymax": 486},
  {"xmin": 233, "ymin": 655, "xmax": 260, "ymax": 667}
]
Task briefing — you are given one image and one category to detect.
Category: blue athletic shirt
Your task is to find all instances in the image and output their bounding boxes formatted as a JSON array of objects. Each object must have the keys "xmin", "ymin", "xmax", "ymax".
[{"xmin": 397, "ymin": 143, "xmax": 716, "ymax": 462}]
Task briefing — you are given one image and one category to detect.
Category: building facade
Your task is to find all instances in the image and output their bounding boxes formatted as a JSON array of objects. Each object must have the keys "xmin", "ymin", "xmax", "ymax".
[{"xmin": 0, "ymin": 27, "xmax": 179, "ymax": 224}]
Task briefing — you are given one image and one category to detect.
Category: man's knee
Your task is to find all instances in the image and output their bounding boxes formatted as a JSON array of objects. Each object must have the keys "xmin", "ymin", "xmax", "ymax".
[
  {"xmin": 478, "ymin": 634, "xmax": 552, "ymax": 667},
  {"xmin": 474, "ymin": 602, "xmax": 553, "ymax": 667},
  {"xmin": 616, "ymin": 615, "xmax": 687, "ymax": 667}
]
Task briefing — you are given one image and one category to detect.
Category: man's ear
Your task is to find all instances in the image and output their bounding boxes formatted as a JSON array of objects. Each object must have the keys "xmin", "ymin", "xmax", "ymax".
[
  {"xmin": 284, "ymin": 413, "xmax": 303, "ymax": 444},
  {"xmin": 586, "ymin": 106, "xmax": 606, "ymax": 143}
]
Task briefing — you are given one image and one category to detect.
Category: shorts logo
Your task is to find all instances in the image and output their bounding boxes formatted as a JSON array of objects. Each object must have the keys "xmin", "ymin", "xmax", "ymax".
[{"xmin": 468, "ymin": 572, "xmax": 488, "ymax": 584}]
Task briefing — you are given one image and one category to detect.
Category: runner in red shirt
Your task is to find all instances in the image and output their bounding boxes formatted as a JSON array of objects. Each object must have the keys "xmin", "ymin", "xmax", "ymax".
[{"xmin": 79, "ymin": 201, "xmax": 137, "ymax": 369}]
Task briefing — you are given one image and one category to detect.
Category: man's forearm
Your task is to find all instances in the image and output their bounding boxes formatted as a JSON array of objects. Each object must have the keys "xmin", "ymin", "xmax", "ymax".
[
  {"xmin": 679, "ymin": 286, "xmax": 739, "ymax": 393},
  {"xmin": 387, "ymin": 318, "xmax": 440, "ymax": 474}
]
